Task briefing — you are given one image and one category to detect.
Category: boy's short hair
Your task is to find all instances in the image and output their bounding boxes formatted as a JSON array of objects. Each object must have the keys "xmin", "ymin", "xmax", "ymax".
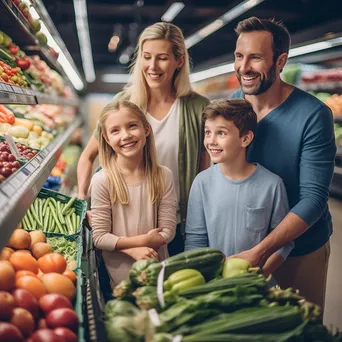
[{"xmin": 202, "ymin": 99, "xmax": 257, "ymax": 137}]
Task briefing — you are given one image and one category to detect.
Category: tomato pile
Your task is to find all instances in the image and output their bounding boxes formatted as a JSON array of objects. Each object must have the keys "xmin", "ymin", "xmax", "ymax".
[
  {"xmin": 0, "ymin": 229, "xmax": 79, "ymax": 341},
  {"xmin": 0, "ymin": 143, "xmax": 21, "ymax": 183}
]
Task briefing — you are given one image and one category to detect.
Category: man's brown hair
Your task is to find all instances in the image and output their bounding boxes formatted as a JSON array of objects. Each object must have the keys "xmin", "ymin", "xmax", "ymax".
[
  {"xmin": 235, "ymin": 17, "xmax": 291, "ymax": 61},
  {"xmin": 202, "ymin": 99, "xmax": 257, "ymax": 137}
]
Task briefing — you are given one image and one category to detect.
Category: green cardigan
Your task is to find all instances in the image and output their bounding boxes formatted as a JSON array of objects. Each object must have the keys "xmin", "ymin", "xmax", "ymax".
[{"xmin": 94, "ymin": 91, "xmax": 210, "ymax": 233}]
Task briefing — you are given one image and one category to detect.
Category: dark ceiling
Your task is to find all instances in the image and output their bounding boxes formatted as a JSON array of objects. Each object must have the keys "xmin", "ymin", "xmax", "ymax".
[{"xmin": 42, "ymin": 0, "xmax": 342, "ymax": 92}]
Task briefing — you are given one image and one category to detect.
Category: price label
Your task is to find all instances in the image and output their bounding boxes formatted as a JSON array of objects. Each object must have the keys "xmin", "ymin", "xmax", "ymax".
[
  {"xmin": 5, "ymin": 84, "xmax": 13, "ymax": 92},
  {"xmin": 15, "ymin": 172, "xmax": 27, "ymax": 184},
  {"xmin": 0, "ymin": 83, "xmax": 6, "ymax": 91},
  {"xmin": 25, "ymin": 163, "xmax": 35, "ymax": 173},
  {"xmin": 3, "ymin": 134, "xmax": 21, "ymax": 159},
  {"xmin": 9, "ymin": 175, "xmax": 21, "ymax": 189},
  {"xmin": 1, "ymin": 182, "xmax": 15, "ymax": 198},
  {"xmin": 16, "ymin": 87, "xmax": 23, "ymax": 94},
  {"xmin": 31, "ymin": 159, "xmax": 39, "ymax": 169}
]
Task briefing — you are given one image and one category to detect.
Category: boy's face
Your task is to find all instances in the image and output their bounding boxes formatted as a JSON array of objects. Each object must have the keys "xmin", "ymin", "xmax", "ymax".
[{"xmin": 204, "ymin": 116, "xmax": 250, "ymax": 165}]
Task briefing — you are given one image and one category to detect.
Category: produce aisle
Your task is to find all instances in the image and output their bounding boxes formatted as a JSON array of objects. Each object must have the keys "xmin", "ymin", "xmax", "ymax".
[{"xmin": 0, "ymin": 0, "xmax": 88, "ymax": 340}]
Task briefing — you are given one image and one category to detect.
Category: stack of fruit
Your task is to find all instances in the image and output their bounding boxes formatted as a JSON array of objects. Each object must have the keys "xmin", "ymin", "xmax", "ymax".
[
  {"xmin": 0, "ymin": 229, "xmax": 79, "ymax": 341},
  {"xmin": 0, "ymin": 143, "xmax": 21, "ymax": 184}
]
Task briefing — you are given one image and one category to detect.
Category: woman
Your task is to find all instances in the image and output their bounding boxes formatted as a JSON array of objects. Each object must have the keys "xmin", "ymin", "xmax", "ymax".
[{"xmin": 77, "ymin": 22, "xmax": 210, "ymax": 256}]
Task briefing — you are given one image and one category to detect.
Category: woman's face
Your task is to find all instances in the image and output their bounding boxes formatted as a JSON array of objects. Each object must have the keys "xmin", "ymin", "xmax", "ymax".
[{"xmin": 141, "ymin": 39, "xmax": 183, "ymax": 92}]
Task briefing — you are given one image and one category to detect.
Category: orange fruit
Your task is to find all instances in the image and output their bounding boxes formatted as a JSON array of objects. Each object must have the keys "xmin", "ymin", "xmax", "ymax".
[
  {"xmin": 15, "ymin": 276, "xmax": 46, "ymax": 300},
  {"xmin": 10, "ymin": 251, "xmax": 39, "ymax": 274},
  {"xmin": 63, "ymin": 270, "xmax": 77, "ymax": 285}
]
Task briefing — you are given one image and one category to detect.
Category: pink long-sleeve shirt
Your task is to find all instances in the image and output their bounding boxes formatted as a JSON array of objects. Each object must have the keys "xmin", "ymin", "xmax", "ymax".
[{"xmin": 90, "ymin": 166, "xmax": 177, "ymax": 287}]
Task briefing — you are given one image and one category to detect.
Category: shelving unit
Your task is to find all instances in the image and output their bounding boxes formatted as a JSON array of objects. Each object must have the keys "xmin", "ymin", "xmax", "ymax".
[{"xmin": 0, "ymin": 117, "xmax": 81, "ymax": 250}]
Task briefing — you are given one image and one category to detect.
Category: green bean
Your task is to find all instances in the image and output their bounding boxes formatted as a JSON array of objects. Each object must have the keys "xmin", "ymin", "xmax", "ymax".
[
  {"xmin": 30, "ymin": 202, "xmax": 42, "ymax": 228},
  {"xmin": 76, "ymin": 214, "xmax": 80, "ymax": 231},
  {"xmin": 22, "ymin": 214, "xmax": 31, "ymax": 230},
  {"xmin": 49, "ymin": 202, "xmax": 63, "ymax": 233},
  {"xmin": 42, "ymin": 198, "xmax": 50, "ymax": 216},
  {"xmin": 26, "ymin": 208, "xmax": 36, "ymax": 230},
  {"xmin": 43, "ymin": 207, "xmax": 50, "ymax": 230},
  {"xmin": 57, "ymin": 201, "xmax": 66, "ymax": 224},
  {"xmin": 62, "ymin": 197, "xmax": 76, "ymax": 215},
  {"xmin": 72, "ymin": 213, "xmax": 77, "ymax": 234}
]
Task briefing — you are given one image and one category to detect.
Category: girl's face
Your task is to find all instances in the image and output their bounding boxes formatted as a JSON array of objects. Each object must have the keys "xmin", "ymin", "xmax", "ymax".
[
  {"xmin": 141, "ymin": 39, "xmax": 184, "ymax": 92},
  {"xmin": 104, "ymin": 108, "xmax": 149, "ymax": 162}
]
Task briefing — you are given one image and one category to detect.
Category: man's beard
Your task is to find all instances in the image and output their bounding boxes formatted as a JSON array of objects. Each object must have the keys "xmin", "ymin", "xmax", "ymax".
[{"xmin": 237, "ymin": 63, "xmax": 277, "ymax": 95}]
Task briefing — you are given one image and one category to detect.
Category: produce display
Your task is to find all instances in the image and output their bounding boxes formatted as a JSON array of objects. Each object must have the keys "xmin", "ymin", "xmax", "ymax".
[
  {"xmin": 46, "ymin": 236, "xmax": 78, "ymax": 270},
  {"xmin": 21, "ymin": 195, "xmax": 81, "ymax": 235},
  {"xmin": 0, "ymin": 229, "xmax": 79, "ymax": 341},
  {"xmin": 103, "ymin": 248, "xmax": 342, "ymax": 342}
]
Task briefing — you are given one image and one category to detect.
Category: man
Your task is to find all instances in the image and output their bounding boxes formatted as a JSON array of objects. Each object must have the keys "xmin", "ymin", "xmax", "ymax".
[{"xmin": 230, "ymin": 16, "xmax": 336, "ymax": 310}]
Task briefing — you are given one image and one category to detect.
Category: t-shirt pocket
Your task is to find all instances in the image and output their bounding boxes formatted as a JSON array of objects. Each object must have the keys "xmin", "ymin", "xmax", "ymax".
[{"xmin": 246, "ymin": 207, "xmax": 268, "ymax": 232}]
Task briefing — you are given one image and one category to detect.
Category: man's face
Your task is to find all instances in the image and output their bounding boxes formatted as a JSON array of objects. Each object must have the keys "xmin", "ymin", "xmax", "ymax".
[{"xmin": 234, "ymin": 31, "xmax": 278, "ymax": 95}]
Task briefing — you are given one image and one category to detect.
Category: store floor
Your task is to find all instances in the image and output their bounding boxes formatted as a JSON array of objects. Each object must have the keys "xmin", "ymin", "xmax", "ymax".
[{"xmin": 324, "ymin": 197, "xmax": 342, "ymax": 330}]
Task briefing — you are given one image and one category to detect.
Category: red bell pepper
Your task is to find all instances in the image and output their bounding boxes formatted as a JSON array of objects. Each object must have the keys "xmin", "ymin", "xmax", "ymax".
[
  {"xmin": 16, "ymin": 57, "xmax": 31, "ymax": 70},
  {"xmin": 9, "ymin": 44, "xmax": 19, "ymax": 55}
]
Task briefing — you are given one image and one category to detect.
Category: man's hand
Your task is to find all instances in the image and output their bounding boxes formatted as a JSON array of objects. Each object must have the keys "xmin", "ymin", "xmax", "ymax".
[
  {"xmin": 144, "ymin": 228, "xmax": 167, "ymax": 250},
  {"xmin": 227, "ymin": 248, "xmax": 262, "ymax": 267},
  {"xmin": 123, "ymin": 247, "xmax": 159, "ymax": 261}
]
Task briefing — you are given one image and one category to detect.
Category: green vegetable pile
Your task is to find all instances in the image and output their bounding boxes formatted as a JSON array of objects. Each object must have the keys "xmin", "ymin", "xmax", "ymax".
[
  {"xmin": 21, "ymin": 196, "xmax": 80, "ymax": 235},
  {"xmin": 47, "ymin": 236, "xmax": 78, "ymax": 270},
  {"xmin": 103, "ymin": 248, "xmax": 342, "ymax": 342}
]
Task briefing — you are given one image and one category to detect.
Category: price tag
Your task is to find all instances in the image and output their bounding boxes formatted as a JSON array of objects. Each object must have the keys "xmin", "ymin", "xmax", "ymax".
[
  {"xmin": 35, "ymin": 154, "xmax": 43, "ymax": 163},
  {"xmin": 5, "ymin": 84, "xmax": 13, "ymax": 92},
  {"xmin": 15, "ymin": 172, "xmax": 27, "ymax": 184},
  {"xmin": 0, "ymin": 190, "xmax": 8, "ymax": 203},
  {"xmin": 31, "ymin": 159, "xmax": 39, "ymax": 169},
  {"xmin": 25, "ymin": 163, "xmax": 35, "ymax": 173},
  {"xmin": 0, "ymin": 83, "xmax": 6, "ymax": 91},
  {"xmin": 1, "ymin": 182, "xmax": 15, "ymax": 198},
  {"xmin": 9, "ymin": 174, "xmax": 21, "ymax": 188},
  {"xmin": 16, "ymin": 87, "xmax": 23, "ymax": 94},
  {"xmin": 3, "ymin": 134, "xmax": 21, "ymax": 159}
]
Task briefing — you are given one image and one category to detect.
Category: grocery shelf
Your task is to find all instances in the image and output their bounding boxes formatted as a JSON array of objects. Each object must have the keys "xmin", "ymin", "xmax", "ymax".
[
  {"xmin": 299, "ymin": 82, "xmax": 342, "ymax": 92},
  {"xmin": 0, "ymin": 82, "xmax": 79, "ymax": 106},
  {"xmin": 0, "ymin": 0, "xmax": 61, "ymax": 73},
  {"xmin": 0, "ymin": 117, "xmax": 82, "ymax": 251}
]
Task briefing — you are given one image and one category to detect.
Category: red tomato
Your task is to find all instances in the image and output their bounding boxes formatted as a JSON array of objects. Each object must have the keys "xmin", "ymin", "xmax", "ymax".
[
  {"xmin": 31, "ymin": 329, "xmax": 63, "ymax": 342},
  {"xmin": 53, "ymin": 328, "xmax": 77, "ymax": 342},
  {"xmin": 39, "ymin": 294, "xmax": 72, "ymax": 314},
  {"xmin": 46, "ymin": 308, "xmax": 79, "ymax": 332}
]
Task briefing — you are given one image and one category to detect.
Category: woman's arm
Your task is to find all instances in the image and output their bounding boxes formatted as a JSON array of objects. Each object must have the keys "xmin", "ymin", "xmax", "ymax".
[
  {"xmin": 158, "ymin": 167, "xmax": 177, "ymax": 243},
  {"xmin": 77, "ymin": 135, "xmax": 99, "ymax": 200}
]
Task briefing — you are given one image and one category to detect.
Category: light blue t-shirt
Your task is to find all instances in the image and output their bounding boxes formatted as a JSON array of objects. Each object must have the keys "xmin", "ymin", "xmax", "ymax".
[{"xmin": 185, "ymin": 163, "xmax": 294, "ymax": 260}]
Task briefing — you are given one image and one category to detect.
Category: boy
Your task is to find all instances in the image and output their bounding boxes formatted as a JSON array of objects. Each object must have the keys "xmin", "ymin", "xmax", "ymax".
[{"xmin": 185, "ymin": 99, "xmax": 294, "ymax": 276}]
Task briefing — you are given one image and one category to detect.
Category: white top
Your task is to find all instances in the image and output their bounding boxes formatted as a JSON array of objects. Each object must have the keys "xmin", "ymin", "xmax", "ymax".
[{"xmin": 146, "ymin": 99, "xmax": 180, "ymax": 223}]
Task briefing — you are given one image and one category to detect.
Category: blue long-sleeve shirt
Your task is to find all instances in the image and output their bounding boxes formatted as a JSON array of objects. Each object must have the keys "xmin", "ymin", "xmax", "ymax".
[
  {"xmin": 232, "ymin": 87, "xmax": 336, "ymax": 256},
  {"xmin": 185, "ymin": 164, "xmax": 294, "ymax": 260}
]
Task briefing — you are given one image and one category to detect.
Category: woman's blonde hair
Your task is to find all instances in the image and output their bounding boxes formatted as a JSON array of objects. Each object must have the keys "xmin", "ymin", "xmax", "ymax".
[
  {"xmin": 124, "ymin": 22, "xmax": 192, "ymax": 112},
  {"xmin": 98, "ymin": 100, "xmax": 165, "ymax": 204}
]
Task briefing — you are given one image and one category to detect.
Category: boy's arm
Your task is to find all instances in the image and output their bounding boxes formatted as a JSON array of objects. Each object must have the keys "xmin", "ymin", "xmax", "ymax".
[
  {"xmin": 184, "ymin": 177, "xmax": 208, "ymax": 251},
  {"xmin": 262, "ymin": 252, "xmax": 284, "ymax": 277},
  {"xmin": 158, "ymin": 168, "xmax": 177, "ymax": 244}
]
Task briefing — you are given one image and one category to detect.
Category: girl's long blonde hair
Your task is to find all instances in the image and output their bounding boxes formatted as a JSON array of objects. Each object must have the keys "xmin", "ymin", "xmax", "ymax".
[
  {"xmin": 98, "ymin": 100, "xmax": 164, "ymax": 204},
  {"xmin": 124, "ymin": 22, "xmax": 192, "ymax": 112}
]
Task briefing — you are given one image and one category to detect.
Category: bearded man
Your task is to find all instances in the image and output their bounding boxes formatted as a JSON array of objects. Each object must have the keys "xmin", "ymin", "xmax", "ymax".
[{"xmin": 230, "ymin": 17, "xmax": 336, "ymax": 311}]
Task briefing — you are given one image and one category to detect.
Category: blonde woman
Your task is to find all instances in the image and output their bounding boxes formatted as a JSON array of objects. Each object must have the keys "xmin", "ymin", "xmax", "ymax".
[
  {"xmin": 78, "ymin": 22, "xmax": 210, "ymax": 255},
  {"xmin": 90, "ymin": 100, "xmax": 176, "ymax": 286}
]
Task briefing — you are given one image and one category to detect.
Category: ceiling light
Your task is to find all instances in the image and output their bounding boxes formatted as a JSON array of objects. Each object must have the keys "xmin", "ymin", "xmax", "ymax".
[
  {"xmin": 161, "ymin": 2, "xmax": 185, "ymax": 22},
  {"xmin": 185, "ymin": 0, "xmax": 265, "ymax": 49},
  {"xmin": 29, "ymin": 6, "xmax": 84, "ymax": 91},
  {"xmin": 108, "ymin": 35, "xmax": 120, "ymax": 52},
  {"xmin": 288, "ymin": 37, "xmax": 342, "ymax": 57},
  {"xmin": 73, "ymin": 0, "xmax": 96, "ymax": 83},
  {"xmin": 102, "ymin": 74, "xmax": 131, "ymax": 83},
  {"xmin": 190, "ymin": 36, "xmax": 342, "ymax": 83},
  {"xmin": 119, "ymin": 46, "xmax": 135, "ymax": 65},
  {"xmin": 190, "ymin": 63, "xmax": 235, "ymax": 83}
]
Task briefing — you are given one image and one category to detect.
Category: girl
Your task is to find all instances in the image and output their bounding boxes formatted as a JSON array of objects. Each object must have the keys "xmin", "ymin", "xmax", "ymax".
[
  {"xmin": 78, "ymin": 22, "xmax": 210, "ymax": 256},
  {"xmin": 90, "ymin": 100, "xmax": 176, "ymax": 286}
]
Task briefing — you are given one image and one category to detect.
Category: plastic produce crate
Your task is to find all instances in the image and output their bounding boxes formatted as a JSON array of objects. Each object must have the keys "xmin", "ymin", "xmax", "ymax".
[
  {"xmin": 45, "ymin": 232, "xmax": 83, "ymax": 271},
  {"xmin": 22, "ymin": 188, "xmax": 87, "ymax": 237},
  {"xmin": 75, "ymin": 268, "xmax": 86, "ymax": 342}
]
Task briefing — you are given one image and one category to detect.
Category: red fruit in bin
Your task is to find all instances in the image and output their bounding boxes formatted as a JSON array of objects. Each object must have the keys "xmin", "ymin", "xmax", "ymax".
[
  {"xmin": 1, "ymin": 167, "xmax": 12, "ymax": 177},
  {"xmin": 8, "ymin": 154, "xmax": 16, "ymax": 162}
]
